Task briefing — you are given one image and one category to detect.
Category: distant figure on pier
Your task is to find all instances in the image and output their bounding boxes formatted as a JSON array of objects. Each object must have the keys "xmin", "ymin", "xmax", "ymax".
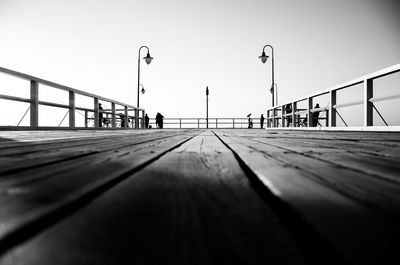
[
  {"xmin": 98, "ymin": 103, "xmax": 104, "ymax": 127},
  {"xmin": 156, "ymin": 112, "xmax": 164, "ymax": 129},
  {"xmin": 118, "ymin": 113, "xmax": 126, "ymax": 128},
  {"xmin": 285, "ymin": 104, "xmax": 292, "ymax": 127},
  {"xmin": 312, "ymin": 103, "xmax": 321, "ymax": 127},
  {"xmin": 247, "ymin": 113, "xmax": 253, "ymax": 128},
  {"xmin": 145, "ymin": 114, "xmax": 149, "ymax": 129},
  {"xmin": 260, "ymin": 114, "xmax": 265, "ymax": 129}
]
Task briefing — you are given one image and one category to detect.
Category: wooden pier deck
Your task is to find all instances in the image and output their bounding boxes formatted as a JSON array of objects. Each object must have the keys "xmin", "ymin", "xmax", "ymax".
[{"xmin": 0, "ymin": 129, "xmax": 399, "ymax": 265}]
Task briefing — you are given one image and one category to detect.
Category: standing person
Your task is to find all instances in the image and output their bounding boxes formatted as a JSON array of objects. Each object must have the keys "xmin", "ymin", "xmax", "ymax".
[
  {"xmin": 118, "ymin": 113, "xmax": 126, "ymax": 128},
  {"xmin": 312, "ymin": 103, "xmax": 321, "ymax": 127},
  {"xmin": 260, "ymin": 114, "xmax": 265, "ymax": 129},
  {"xmin": 247, "ymin": 113, "xmax": 253, "ymax": 128},
  {"xmin": 98, "ymin": 103, "xmax": 103, "ymax": 127},
  {"xmin": 285, "ymin": 104, "xmax": 292, "ymax": 127},
  {"xmin": 160, "ymin": 113, "xmax": 164, "ymax": 129},
  {"xmin": 155, "ymin": 112, "xmax": 161, "ymax": 128},
  {"xmin": 145, "ymin": 114, "xmax": 150, "ymax": 129}
]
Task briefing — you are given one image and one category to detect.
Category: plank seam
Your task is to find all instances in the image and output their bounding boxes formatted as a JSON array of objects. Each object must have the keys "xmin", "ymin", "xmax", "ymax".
[
  {"xmin": 0, "ymin": 133, "xmax": 190, "ymax": 177},
  {"xmin": 244, "ymin": 136, "xmax": 400, "ymax": 186},
  {"xmin": 0, "ymin": 130, "xmax": 203, "ymax": 257},
  {"xmin": 212, "ymin": 130, "xmax": 346, "ymax": 265}
]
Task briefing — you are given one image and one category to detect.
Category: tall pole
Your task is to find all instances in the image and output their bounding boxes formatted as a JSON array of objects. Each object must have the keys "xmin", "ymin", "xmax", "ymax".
[
  {"xmin": 206, "ymin": 86, "xmax": 209, "ymax": 128},
  {"xmin": 137, "ymin": 46, "xmax": 151, "ymax": 108},
  {"xmin": 261, "ymin": 44, "xmax": 276, "ymax": 107}
]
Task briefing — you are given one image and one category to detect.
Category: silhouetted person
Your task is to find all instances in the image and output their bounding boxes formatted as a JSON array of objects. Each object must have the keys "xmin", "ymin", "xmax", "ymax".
[
  {"xmin": 160, "ymin": 113, "xmax": 164, "ymax": 129},
  {"xmin": 156, "ymin": 112, "xmax": 164, "ymax": 129},
  {"xmin": 118, "ymin": 113, "xmax": 126, "ymax": 128},
  {"xmin": 98, "ymin": 103, "xmax": 103, "ymax": 127},
  {"xmin": 145, "ymin": 114, "xmax": 149, "ymax": 129},
  {"xmin": 312, "ymin": 103, "xmax": 321, "ymax": 127},
  {"xmin": 285, "ymin": 104, "xmax": 292, "ymax": 127},
  {"xmin": 247, "ymin": 113, "xmax": 253, "ymax": 128},
  {"xmin": 155, "ymin": 113, "xmax": 160, "ymax": 128},
  {"xmin": 260, "ymin": 114, "xmax": 265, "ymax": 129}
]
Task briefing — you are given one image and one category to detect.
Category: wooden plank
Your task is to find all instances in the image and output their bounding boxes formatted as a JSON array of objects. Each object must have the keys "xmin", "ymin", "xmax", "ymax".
[
  {"xmin": 0, "ymin": 131, "xmax": 190, "ymax": 174},
  {"xmin": 226, "ymin": 131, "xmax": 400, "ymax": 218},
  {"xmin": 0, "ymin": 131, "xmax": 307, "ymax": 265},
  {"xmin": 214, "ymin": 130, "xmax": 400, "ymax": 265},
  {"xmin": 245, "ymin": 134, "xmax": 400, "ymax": 185},
  {"xmin": 0, "ymin": 131, "xmax": 201, "ymax": 250}
]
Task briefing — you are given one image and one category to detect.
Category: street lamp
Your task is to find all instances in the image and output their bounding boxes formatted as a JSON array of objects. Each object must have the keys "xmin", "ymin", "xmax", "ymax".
[
  {"xmin": 139, "ymin": 84, "xmax": 145, "ymax": 94},
  {"xmin": 259, "ymin": 44, "xmax": 276, "ymax": 107},
  {"xmin": 137, "ymin": 46, "xmax": 153, "ymax": 108}
]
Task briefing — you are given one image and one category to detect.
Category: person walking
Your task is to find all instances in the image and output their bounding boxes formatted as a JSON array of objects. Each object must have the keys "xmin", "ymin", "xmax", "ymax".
[
  {"xmin": 159, "ymin": 113, "xmax": 164, "ymax": 129},
  {"xmin": 260, "ymin": 114, "xmax": 265, "ymax": 129},
  {"xmin": 247, "ymin": 113, "xmax": 253, "ymax": 128},
  {"xmin": 312, "ymin": 103, "xmax": 321, "ymax": 127},
  {"xmin": 285, "ymin": 104, "xmax": 292, "ymax": 127},
  {"xmin": 156, "ymin": 112, "xmax": 161, "ymax": 128},
  {"xmin": 145, "ymin": 114, "xmax": 150, "ymax": 129},
  {"xmin": 98, "ymin": 103, "xmax": 103, "ymax": 127}
]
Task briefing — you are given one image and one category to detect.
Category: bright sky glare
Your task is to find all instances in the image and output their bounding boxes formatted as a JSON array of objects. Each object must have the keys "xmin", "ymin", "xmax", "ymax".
[{"xmin": 0, "ymin": 0, "xmax": 399, "ymax": 121}]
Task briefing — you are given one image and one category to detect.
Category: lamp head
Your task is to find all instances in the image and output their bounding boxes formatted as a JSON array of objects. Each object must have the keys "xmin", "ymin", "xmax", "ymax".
[
  {"xmin": 141, "ymin": 86, "xmax": 145, "ymax": 94},
  {"xmin": 144, "ymin": 52, "xmax": 153, "ymax": 64},
  {"xmin": 259, "ymin": 51, "xmax": 269, "ymax": 64}
]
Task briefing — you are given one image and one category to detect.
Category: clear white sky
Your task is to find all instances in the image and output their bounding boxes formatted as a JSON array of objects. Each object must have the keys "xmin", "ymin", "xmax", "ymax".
[{"xmin": 1, "ymin": 0, "xmax": 399, "ymax": 120}]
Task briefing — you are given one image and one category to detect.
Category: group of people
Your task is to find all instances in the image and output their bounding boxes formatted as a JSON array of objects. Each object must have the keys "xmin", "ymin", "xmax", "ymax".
[
  {"xmin": 246, "ymin": 102, "xmax": 321, "ymax": 129},
  {"xmin": 284, "ymin": 103, "xmax": 321, "ymax": 127},
  {"xmin": 143, "ymin": 112, "xmax": 165, "ymax": 129},
  {"xmin": 248, "ymin": 114, "xmax": 265, "ymax": 129},
  {"xmin": 98, "ymin": 102, "xmax": 321, "ymax": 129},
  {"xmin": 97, "ymin": 103, "xmax": 164, "ymax": 129}
]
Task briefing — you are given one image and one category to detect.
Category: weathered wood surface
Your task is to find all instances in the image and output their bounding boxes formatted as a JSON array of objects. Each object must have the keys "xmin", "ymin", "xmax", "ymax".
[{"xmin": 0, "ymin": 129, "xmax": 399, "ymax": 265}]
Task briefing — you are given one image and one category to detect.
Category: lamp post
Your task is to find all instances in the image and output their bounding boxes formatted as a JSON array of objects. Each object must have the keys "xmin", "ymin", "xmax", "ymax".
[
  {"xmin": 139, "ymin": 84, "xmax": 145, "ymax": 95},
  {"xmin": 259, "ymin": 44, "xmax": 276, "ymax": 107},
  {"xmin": 137, "ymin": 46, "xmax": 153, "ymax": 108}
]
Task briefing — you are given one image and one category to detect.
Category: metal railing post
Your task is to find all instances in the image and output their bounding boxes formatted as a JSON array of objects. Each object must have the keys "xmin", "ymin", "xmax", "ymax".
[
  {"xmin": 233, "ymin": 118, "xmax": 235, "ymax": 128},
  {"xmin": 179, "ymin": 119, "xmax": 182, "ymax": 129},
  {"xmin": 272, "ymin": 108, "xmax": 276, "ymax": 127},
  {"xmin": 85, "ymin": 110, "xmax": 88, "ymax": 127},
  {"xmin": 280, "ymin": 106, "xmax": 284, "ymax": 127},
  {"xmin": 216, "ymin": 118, "xmax": 218, "ymax": 128},
  {"xmin": 141, "ymin": 110, "xmax": 145, "ymax": 128},
  {"xmin": 94, "ymin": 98, "xmax": 99, "ymax": 128},
  {"xmin": 124, "ymin": 106, "xmax": 128, "ymax": 128},
  {"xmin": 135, "ymin": 109, "xmax": 139, "ymax": 129},
  {"xmin": 364, "ymin": 79, "xmax": 373, "ymax": 126},
  {"xmin": 69, "ymin": 91, "xmax": 75, "ymax": 128},
  {"xmin": 198, "ymin": 118, "xmax": 199, "ymax": 128},
  {"xmin": 111, "ymin": 103, "xmax": 116, "ymax": 128},
  {"xmin": 330, "ymin": 90, "xmax": 336, "ymax": 127},
  {"xmin": 307, "ymin": 97, "xmax": 313, "ymax": 127},
  {"xmin": 292, "ymin": 102, "xmax": 296, "ymax": 127},
  {"xmin": 30, "ymin": 80, "xmax": 39, "ymax": 127}
]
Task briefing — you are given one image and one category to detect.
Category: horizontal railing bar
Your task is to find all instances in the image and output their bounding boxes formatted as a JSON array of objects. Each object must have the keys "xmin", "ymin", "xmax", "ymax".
[
  {"xmin": 369, "ymin": 93, "xmax": 400, "ymax": 103},
  {"xmin": 333, "ymin": 100, "xmax": 363, "ymax": 109},
  {"xmin": 0, "ymin": 66, "xmax": 144, "ymax": 111},
  {"xmin": 38, "ymin": 100, "xmax": 69, "ymax": 109},
  {"xmin": 269, "ymin": 64, "xmax": 400, "ymax": 113},
  {"xmin": 75, "ymin": 106, "xmax": 94, "ymax": 112},
  {"xmin": 0, "ymin": 94, "xmax": 31, "ymax": 103},
  {"xmin": 310, "ymin": 107, "xmax": 329, "ymax": 113}
]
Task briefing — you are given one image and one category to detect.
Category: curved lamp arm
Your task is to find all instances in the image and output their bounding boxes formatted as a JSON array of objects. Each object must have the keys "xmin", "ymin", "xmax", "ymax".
[{"xmin": 137, "ymin": 46, "xmax": 153, "ymax": 108}]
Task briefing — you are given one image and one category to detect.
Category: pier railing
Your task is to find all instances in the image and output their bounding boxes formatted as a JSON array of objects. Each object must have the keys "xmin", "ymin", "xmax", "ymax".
[
  {"xmin": 267, "ymin": 64, "xmax": 400, "ymax": 131},
  {"xmin": 147, "ymin": 118, "xmax": 263, "ymax": 129},
  {"xmin": 0, "ymin": 66, "xmax": 145, "ymax": 129}
]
